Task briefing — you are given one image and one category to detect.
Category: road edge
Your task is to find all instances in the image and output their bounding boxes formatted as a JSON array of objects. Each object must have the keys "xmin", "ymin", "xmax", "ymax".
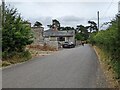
[{"xmin": 93, "ymin": 45, "xmax": 119, "ymax": 88}]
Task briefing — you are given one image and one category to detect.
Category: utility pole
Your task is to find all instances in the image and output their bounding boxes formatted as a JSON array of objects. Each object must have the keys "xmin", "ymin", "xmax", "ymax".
[
  {"xmin": 97, "ymin": 11, "xmax": 99, "ymax": 31},
  {"xmin": 2, "ymin": 0, "xmax": 5, "ymax": 26},
  {"xmin": 0, "ymin": 2, "xmax": 2, "ymax": 29},
  {"xmin": 118, "ymin": 1, "xmax": 120, "ymax": 16},
  {"xmin": 118, "ymin": 1, "xmax": 120, "ymax": 32}
]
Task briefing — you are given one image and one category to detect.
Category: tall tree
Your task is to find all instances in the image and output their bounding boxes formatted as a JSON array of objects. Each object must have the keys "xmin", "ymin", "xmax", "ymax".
[
  {"xmin": 47, "ymin": 24, "xmax": 52, "ymax": 29},
  {"xmin": 88, "ymin": 21, "xmax": 98, "ymax": 33},
  {"xmin": 34, "ymin": 21, "xmax": 42, "ymax": 27},
  {"xmin": 52, "ymin": 19, "xmax": 60, "ymax": 30},
  {"xmin": 2, "ymin": 6, "xmax": 33, "ymax": 58},
  {"xmin": 60, "ymin": 26, "xmax": 75, "ymax": 31},
  {"xmin": 75, "ymin": 25, "xmax": 89, "ymax": 40}
]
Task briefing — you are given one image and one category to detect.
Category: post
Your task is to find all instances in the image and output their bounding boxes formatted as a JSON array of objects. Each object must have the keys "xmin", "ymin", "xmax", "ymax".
[
  {"xmin": 2, "ymin": 0, "xmax": 5, "ymax": 26},
  {"xmin": 118, "ymin": 1, "xmax": 120, "ymax": 15},
  {"xmin": 97, "ymin": 11, "xmax": 99, "ymax": 31},
  {"xmin": 118, "ymin": 1, "xmax": 120, "ymax": 33},
  {"xmin": 0, "ymin": 3, "xmax": 2, "ymax": 29}
]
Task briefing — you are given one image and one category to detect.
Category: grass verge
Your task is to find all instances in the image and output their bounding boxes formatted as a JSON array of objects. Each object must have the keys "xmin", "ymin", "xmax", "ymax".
[
  {"xmin": 1, "ymin": 50, "xmax": 32, "ymax": 67},
  {"xmin": 94, "ymin": 46, "xmax": 120, "ymax": 88}
]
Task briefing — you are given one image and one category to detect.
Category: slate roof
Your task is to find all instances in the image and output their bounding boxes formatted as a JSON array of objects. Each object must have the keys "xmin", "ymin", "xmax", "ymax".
[{"xmin": 43, "ymin": 29, "xmax": 75, "ymax": 37}]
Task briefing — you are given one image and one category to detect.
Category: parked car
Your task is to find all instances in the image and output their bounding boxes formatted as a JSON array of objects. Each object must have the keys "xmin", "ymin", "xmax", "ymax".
[{"xmin": 62, "ymin": 41, "xmax": 75, "ymax": 48}]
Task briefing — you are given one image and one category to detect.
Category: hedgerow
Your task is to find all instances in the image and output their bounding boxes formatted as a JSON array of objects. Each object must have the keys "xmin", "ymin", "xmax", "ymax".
[{"xmin": 89, "ymin": 15, "xmax": 120, "ymax": 79}]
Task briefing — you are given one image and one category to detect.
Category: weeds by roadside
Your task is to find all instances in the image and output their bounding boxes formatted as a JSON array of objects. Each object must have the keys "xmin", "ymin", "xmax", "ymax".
[
  {"xmin": 94, "ymin": 46, "xmax": 120, "ymax": 88},
  {"xmin": 2, "ymin": 51, "xmax": 32, "ymax": 67},
  {"xmin": 1, "ymin": 44, "xmax": 57, "ymax": 67}
]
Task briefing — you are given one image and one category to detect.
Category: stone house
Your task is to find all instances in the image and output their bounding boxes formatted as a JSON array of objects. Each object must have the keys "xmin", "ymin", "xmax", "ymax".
[
  {"xmin": 25, "ymin": 21, "xmax": 75, "ymax": 50},
  {"xmin": 43, "ymin": 29, "xmax": 75, "ymax": 49}
]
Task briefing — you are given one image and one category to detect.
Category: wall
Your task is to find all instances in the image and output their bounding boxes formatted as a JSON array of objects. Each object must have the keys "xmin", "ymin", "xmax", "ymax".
[
  {"xmin": 44, "ymin": 37, "xmax": 59, "ymax": 50},
  {"xmin": 31, "ymin": 27, "xmax": 44, "ymax": 45}
]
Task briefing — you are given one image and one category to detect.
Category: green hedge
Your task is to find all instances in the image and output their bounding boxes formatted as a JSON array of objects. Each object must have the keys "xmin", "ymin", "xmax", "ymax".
[{"xmin": 89, "ymin": 16, "xmax": 120, "ymax": 79}]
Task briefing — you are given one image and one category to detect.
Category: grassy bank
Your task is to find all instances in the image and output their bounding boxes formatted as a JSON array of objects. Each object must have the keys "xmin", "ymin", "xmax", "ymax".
[
  {"xmin": 94, "ymin": 46, "xmax": 120, "ymax": 88},
  {"xmin": 1, "ymin": 44, "xmax": 57, "ymax": 67},
  {"xmin": 2, "ymin": 51, "xmax": 32, "ymax": 67}
]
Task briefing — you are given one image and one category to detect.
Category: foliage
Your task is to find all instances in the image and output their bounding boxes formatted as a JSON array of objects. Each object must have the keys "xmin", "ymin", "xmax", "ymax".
[
  {"xmin": 89, "ymin": 16, "xmax": 120, "ymax": 79},
  {"xmin": 34, "ymin": 21, "xmax": 42, "ymax": 27},
  {"xmin": 52, "ymin": 19, "xmax": 60, "ymax": 30},
  {"xmin": 75, "ymin": 33, "xmax": 84, "ymax": 40},
  {"xmin": 2, "ymin": 50, "xmax": 32, "ymax": 67},
  {"xmin": 60, "ymin": 26, "xmax": 75, "ymax": 31},
  {"xmin": 47, "ymin": 19, "xmax": 60, "ymax": 30},
  {"xmin": 88, "ymin": 21, "xmax": 98, "ymax": 32},
  {"xmin": 2, "ymin": 6, "xmax": 33, "ymax": 59},
  {"xmin": 75, "ymin": 25, "xmax": 89, "ymax": 40}
]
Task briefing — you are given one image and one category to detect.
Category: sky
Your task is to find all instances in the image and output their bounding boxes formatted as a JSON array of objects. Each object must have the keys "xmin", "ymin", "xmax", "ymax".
[{"xmin": 3, "ymin": 0, "xmax": 120, "ymax": 30}]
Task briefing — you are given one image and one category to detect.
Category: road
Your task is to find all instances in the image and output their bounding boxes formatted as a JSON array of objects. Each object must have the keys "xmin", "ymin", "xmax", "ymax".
[{"xmin": 2, "ymin": 44, "xmax": 108, "ymax": 88}]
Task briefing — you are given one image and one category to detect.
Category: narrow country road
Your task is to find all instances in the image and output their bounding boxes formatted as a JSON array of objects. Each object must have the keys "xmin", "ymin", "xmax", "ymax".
[{"xmin": 2, "ymin": 44, "xmax": 108, "ymax": 88}]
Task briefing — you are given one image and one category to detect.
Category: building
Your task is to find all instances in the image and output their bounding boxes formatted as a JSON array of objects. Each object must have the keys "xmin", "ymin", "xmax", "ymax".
[
  {"xmin": 31, "ymin": 26, "xmax": 44, "ymax": 45},
  {"xmin": 43, "ymin": 29, "xmax": 75, "ymax": 49}
]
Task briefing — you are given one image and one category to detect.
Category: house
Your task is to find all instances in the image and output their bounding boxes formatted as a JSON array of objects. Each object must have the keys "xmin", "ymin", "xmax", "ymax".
[{"xmin": 43, "ymin": 29, "xmax": 75, "ymax": 49}]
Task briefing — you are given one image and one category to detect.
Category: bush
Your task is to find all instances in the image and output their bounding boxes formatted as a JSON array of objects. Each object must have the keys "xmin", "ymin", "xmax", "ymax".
[
  {"xmin": 89, "ymin": 16, "xmax": 120, "ymax": 80},
  {"xmin": 2, "ymin": 6, "xmax": 33, "ymax": 60},
  {"xmin": 2, "ymin": 51, "xmax": 32, "ymax": 67}
]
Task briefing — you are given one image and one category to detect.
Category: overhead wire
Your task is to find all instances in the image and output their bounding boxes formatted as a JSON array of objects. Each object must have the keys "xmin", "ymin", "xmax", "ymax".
[{"xmin": 100, "ymin": 0, "xmax": 114, "ymax": 29}]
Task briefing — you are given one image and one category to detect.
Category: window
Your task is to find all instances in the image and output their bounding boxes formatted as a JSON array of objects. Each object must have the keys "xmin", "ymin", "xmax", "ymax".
[{"xmin": 58, "ymin": 37, "xmax": 65, "ymax": 41}]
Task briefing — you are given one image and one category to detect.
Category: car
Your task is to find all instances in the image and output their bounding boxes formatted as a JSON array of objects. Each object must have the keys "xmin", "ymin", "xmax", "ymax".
[{"xmin": 62, "ymin": 41, "xmax": 75, "ymax": 48}]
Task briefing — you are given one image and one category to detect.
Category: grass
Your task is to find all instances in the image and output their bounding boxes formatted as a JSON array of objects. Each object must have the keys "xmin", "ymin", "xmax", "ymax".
[
  {"xmin": 94, "ymin": 46, "xmax": 120, "ymax": 88},
  {"xmin": 2, "ymin": 50, "xmax": 32, "ymax": 67}
]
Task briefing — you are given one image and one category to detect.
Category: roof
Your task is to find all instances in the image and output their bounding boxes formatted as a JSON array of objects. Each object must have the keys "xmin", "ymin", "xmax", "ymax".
[{"xmin": 43, "ymin": 29, "xmax": 75, "ymax": 37}]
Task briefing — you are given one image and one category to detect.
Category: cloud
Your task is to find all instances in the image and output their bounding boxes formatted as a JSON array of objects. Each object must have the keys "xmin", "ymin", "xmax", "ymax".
[
  {"xmin": 5, "ymin": 1, "xmax": 118, "ymax": 30},
  {"xmin": 60, "ymin": 16, "xmax": 85, "ymax": 22},
  {"xmin": 6, "ymin": 0, "xmax": 120, "ymax": 3},
  {"xmin": 58, "ymin": 16, "xmax": 87, "ymax": 27},
  {"xmin": 27, "ymin": 15, "xmax": 115, "ymax": 30},
  {"xmin": 28, "ymin": 15, "xmax": 87, "ymax": 29}
]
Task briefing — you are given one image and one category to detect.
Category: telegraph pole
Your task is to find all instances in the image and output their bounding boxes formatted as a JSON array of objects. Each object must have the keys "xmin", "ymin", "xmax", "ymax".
[
  {"xmin": 118, "ymin": 1, "xmax": 120, "ymax": 16},
  {"xmin": 97, "ymin": 11, "xmax": 99, "ymax": 31},
  {"xmin": 2, "ymin": 0, "xmax": 5, "ymax": 26},
  {"xmin": 0, "ymin": 2, "xmax": 2, "ymax": 29}
]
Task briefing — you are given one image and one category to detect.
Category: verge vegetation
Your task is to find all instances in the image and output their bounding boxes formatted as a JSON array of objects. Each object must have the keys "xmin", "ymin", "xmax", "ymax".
[
  {"xmin": 89, "ymin": 15, "xmax": 120, "ymax": 87},
  {"xmin": 2, "ymin": 6, "xmax": 33, "ymax": 67}
]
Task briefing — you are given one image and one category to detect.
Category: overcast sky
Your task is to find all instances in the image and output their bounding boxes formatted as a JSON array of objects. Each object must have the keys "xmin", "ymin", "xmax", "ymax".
[{"xmin": 4, "ymin": 0, "xmax": 120, "ymax": 29}]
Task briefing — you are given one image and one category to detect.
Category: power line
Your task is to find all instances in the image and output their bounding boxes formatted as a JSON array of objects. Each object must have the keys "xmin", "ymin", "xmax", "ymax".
[
  {"xmin": 102, "ymin": 0, "xmax": 114, "ymax": 18},
  {"xmin": 100, "ymin": 0, "xmax": 114, "ymax": 29}
]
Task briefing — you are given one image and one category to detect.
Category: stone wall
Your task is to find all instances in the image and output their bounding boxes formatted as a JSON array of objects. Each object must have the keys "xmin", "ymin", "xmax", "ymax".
[
  {"xmin": 44, "ymin": 37, "xmax": 59, "ymax": 50},
  {"xmin": 31, "ymin": 27, "xmax": 44, "ymax": 45}
]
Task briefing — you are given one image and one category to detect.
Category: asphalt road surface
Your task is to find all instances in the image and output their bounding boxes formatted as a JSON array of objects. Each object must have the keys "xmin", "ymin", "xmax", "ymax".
[{"xmin": 2, "ymin": 44, "xmax": 108, "ymax": 88}]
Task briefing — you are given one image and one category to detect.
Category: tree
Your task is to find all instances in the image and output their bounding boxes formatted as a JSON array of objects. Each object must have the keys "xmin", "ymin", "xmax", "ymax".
[
  {"xmin": 52, "ymin": 19, "xmax": 60, "ymax": 30},
  {"xmin": 76, "ymin": 25, "xmax": 88, "ymax": 33},
  {"xmin": 2, "ymin": 6, "xmax": 33, "ymax": 58},
  {"xmin": 34, "ymin": 21, "xmax": 42, "ymax": 27},
  {"xmin": 60, "ymin": 26, "xmax": 75, "ymax": 31},
  {"xmin": 75, "ymin": 25, "xmax": 89, "ymax": 40},
  {"xmin": 88, "ymin": 21, "xmax": 98, "ymax": 33},
  {"xmin": 47, "ymin": 24, "xmax": 52, "ymax": 29}
]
